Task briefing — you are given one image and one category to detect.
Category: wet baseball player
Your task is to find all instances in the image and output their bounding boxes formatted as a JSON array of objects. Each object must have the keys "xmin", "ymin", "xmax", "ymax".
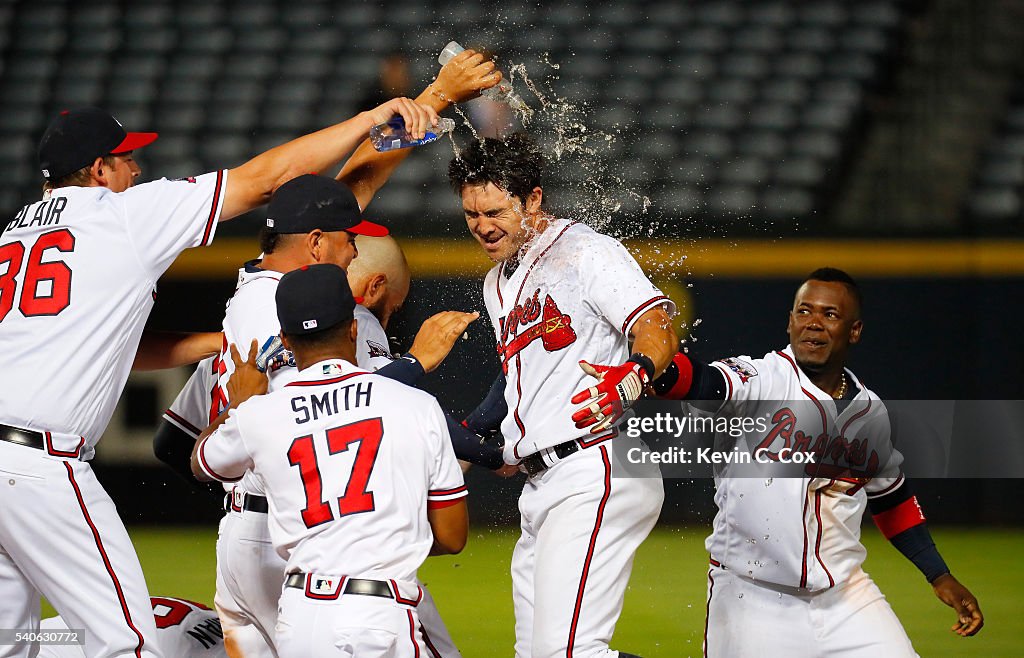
[
  {"xmin": 646, "ymin": 268, "xmax": 984, "ymax": 656},
  {"xmin": 40, "ymin": 597, "xmax": 227, "ymax": 658},
  {"xmin": 448, "ymin": 133, "xmax": 677, "ymax": 658},
  {"xmin": 0, "ymin": 95, "xmax": 441, "ymax": 657},
  {"xmin": 192, "ymin": 264, "xmax": 468, "ymax": 657}
]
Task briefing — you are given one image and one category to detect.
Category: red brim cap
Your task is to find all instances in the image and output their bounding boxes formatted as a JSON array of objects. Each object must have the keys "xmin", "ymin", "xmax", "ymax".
[
  {"xmin": 347, "ymin": 219, "xmax": 389, "ymax": 237},
  {"xmin": 112, "ymin": 131, "xmax": 159, "ymax": 154}
]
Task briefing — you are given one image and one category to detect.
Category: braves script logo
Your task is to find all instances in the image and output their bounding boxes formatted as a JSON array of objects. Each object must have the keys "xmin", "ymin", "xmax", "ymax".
[
  {"xmin": 498, "ymin": 289, "xmax": 576, "ymax": 371},
  {"xmin": 755, "ymin": 407, "xmax": 881, "ymax": 480}
]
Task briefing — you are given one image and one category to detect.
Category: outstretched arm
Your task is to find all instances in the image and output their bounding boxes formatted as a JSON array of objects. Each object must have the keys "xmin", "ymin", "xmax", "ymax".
[
  {"xmin": 338, "ymin": 49, "xmax": 500, "ymax": 209},
  {"xmin": 134, "ymin": 331, "xmax": 222, "ymax": 370},
  {"xmin": 220, "ymin": 98, "xmax": 440, "ymax": 220}
]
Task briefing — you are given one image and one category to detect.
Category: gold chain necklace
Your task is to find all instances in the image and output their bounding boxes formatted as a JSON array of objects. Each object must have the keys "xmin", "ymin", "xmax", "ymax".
[{"xmin": 832, "ymin": 372, "xmax": 848, "ymax": 400}]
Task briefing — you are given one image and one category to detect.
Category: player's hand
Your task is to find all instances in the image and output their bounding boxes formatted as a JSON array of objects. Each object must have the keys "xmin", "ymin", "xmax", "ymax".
[
  {"xmin": 227, "ymin": 340, "xmax": 269, "ymax": 406},
  {"xmin": 570, "ymin": 360, "xmax": 651, "ymax": 434},
  {"xmin": 931, "ymin": 573, "xmax": 984, "ymax": 637},
  {"xmin": 364, "ymin": 97, "xmax": 441, "ymax": 141},
  {"xmin": 408, "ymin": 311, "xmax": 480, "ymax": 373},
  {"xmin": 430, "ymin": 48, "xmax": 501, "ymax": 104},
  {"xmin": 494, "ymin": 463, "xmax": 520, "ymax": 478}
]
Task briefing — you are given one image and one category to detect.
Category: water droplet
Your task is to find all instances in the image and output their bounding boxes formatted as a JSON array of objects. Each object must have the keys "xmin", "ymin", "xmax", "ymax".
[
  {"xmin": 765, "ymin": 478, "xmax": 773, "ymax": 487},
  {"xmin": 738, "ymin": 593, "xmax": 744, "ymax": 599}
]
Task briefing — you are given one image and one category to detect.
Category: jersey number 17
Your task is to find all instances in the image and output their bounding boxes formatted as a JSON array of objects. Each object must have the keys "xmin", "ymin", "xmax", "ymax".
[{"xmin": 288, "ymin": 417, "xmax": 383, "ymax": 529}]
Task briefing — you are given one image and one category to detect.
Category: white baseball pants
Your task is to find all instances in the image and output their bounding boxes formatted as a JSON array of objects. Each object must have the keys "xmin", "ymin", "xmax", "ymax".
[
  {"xmin": 703, "ymin": 563, "xmax": 918, "ymax": 657},
  {"xmin": 274, "ymin": 582, "xmax": 430, "ymax": 657},
  {"xmin": 0, "ymin": 441, "xmax": 161, "ymax": 657},
  {"xmin": 512, "ymin": 443, "xmax": 664, "ymax": 658},
  {"xmin": 215, "ymin": 504, "xmax": 460, "ymax": 657}
]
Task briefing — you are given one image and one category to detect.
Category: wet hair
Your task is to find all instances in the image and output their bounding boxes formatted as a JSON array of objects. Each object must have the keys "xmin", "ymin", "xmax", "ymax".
[
  {"xmin": 805, "ymin": 267, "xmax": 862, "ymax": 314},
  {"xmin": 42, "ymin": 155, "xmax": 117, "ymax": 192},
  {"xmin": 447, "ymin": 132, "xmax": 545, "ymax": 204}
]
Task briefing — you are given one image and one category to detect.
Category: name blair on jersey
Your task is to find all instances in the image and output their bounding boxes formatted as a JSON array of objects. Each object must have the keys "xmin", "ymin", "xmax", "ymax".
[
  {"xmin": 3, "ymin": 197, "xmax": 68, "ymax": 236},
  {"xmin": 291, "ymin": 381, "xmax": 373, "ymax": 425}
]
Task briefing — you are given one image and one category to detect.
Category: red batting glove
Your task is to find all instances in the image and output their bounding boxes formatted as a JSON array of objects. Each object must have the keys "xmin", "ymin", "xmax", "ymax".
[{"xmin": 571, "ymin": 360, "xmax": 650, "ymax": 434}]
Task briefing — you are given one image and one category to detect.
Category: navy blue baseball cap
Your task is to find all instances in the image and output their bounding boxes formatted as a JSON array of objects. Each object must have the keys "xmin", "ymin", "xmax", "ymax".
[
  {"xmin": 38, "ymin": 107, "xmax": 158, "ymax": 180},
  {"xmin": 266, "ymin": 174, "xmax": 389, "ymax": 236},
  {"xmin": 277, "ymin": 264, "xmax": 356, "ymax": 335}
]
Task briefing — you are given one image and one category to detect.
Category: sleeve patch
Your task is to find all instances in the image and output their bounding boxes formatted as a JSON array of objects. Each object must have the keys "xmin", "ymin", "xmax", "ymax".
[{"xmin": 719, "ymin": 357, "xmax": 758, "ymax": 383}]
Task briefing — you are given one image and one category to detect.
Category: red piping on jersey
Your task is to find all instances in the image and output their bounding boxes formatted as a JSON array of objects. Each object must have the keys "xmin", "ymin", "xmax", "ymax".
[
  {"xmin": 407, "ymin": 609, "xmax": 421, "ymax": 658},
  {"xmin": 577, "ymin": 427, "xmax": 617, "ymax": 449},
  {"xmin": 164, "ymin": 409, "xmax": 201, "ymax": 437},
  {"xmin": 873, "ymin": 495, "xmax": 926, "ymax": 539},
  {"xmin": 197, "ymin": 437, "xmax": 242, "ymax": 483},
  {"xmin": 497, "ymin": 222, "xmax": 577, "ymax": 460},
  {"xmin": 620, "ymin": 294, "xmax": 670, "ymax": 334},
  {"xmin": 45, "ymin": 431, "xmax": 84, "ymax": 458},
  {"xmin": 285, "ymin": 372, "xmax": 366, "ymax": 387},
  {"xmin": 201, "ymin": 170, "xmax": 224, "ymax": 246},
  {"xmin": 65, "ymin": 463, "xmax": 146, "ymax": 657},
  {"xmin": 703, "ymin": 567, "xmax": 716, "ymax": 658},
  {"xmin": 813, "ymin": 489, "xmax": 836, "ymax": 587},
  {"xmin": 869, "ymin": 473, "xmax": 905, "ymax": 499},
  {"xmin": 839, "ymin": 396, "xmax": 872, "ymax": 436},
  {"xmin": 512, "ymin": 353, "xmax": 527, "ymax": 459},
  {"xmin": 776, "ymin": 349, "xmax": 831, "ymax": 588},
  {"xmin": 566, "ymin": 445, "xmax": 612, "ymax": 657},
  {"xmin": 428, "ymin": 485, "xmax": 468, "ymax": 497},
  {"xmin": 420, "ymin": 624, "xmax": 442, "ymax": 658}
]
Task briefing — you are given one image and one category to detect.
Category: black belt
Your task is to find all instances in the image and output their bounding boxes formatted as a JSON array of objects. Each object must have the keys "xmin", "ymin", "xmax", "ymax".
[
  {"xmin": 520, "ymin": 439, "xmax": 581, "ymax": 476},
  {"xmin": 224, "ymin": 492, "xmax": 269, "ymax": 514},
  {"xmin": 285, "ymin": 573, "xmax": 393, "ymax": 599},
  {"xmin": 0, "ymin": 423, "xmax": 44, "ymax": 451}
]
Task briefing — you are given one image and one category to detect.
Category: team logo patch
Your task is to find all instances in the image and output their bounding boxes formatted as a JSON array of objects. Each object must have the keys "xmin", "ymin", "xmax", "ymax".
[
  {"xmin": 303, "ymin": 319, "xmax": 318, "ymax": 330},
  {"xmin": 322, "ymin": 363, "xmax": 343, "ymax": 375},
  {"xmin": 498, "ymin": 290, "xmax": 576, "ymax": 373},
  {"xmin": 266, "ymin": 218, "xmax": 275, "ymax": 228},
  {"xmin": 171, "ymin": 176, "xmax": 198, "ymax": 183},
  {"xmin": 721, "ymin": 357, "xmax": 757, "ymax": 383},
  {"xmin": 365, "ymin": 340, "xmax": 394, "ymax": 360}
]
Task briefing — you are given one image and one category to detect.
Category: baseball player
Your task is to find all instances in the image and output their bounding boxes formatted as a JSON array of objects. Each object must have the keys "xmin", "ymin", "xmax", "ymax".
[
  {"xmin": 39, "ymin": 597, "xmax": 227, "ymax": 658},
  {"xmin": 192, "ymin": 263, "xmax": 468, "ymax": 657},
  {"xmin": 0, "ymin": 96, "xmax": 441, "ymax": 657},
  {"xmin": 646, "ymin": 268, "xmax": 984, "ymax": 656},
  {"xmin": 447, "ymin": 133, "xmax": 677, "ymax": 658},
  {"xmin": 161, "ymin": 175, "xmax": 479, "ymax": 657}
]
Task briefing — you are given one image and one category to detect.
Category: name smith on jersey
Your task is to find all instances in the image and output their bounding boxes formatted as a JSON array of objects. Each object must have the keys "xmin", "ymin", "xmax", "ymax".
[{"xmin": 290, "ymin": 380, "xmax": 373, "ymax": 424}]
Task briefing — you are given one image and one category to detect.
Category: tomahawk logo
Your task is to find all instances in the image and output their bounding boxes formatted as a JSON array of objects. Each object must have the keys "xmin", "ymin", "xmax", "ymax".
[{"xmin": 499, "ymin": 292, "xmax": 576, "ymax": 370}]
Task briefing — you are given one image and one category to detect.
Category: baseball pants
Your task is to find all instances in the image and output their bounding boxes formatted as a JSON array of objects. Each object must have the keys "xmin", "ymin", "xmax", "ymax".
[
  {"xmin": 512, "ymin": 443, "xmax": 664, "ymax": 658},
  {"xmin": 275, "ymin": 582, "xmax": 431, "ymax": 658},
  {"xmin": 215, "ymin": 503, "xmax": 461, "ymax": 657},
  {"xmin": 0, "ymin": 441, "xmax": 161, "ymax": 657},
  {"xmin": 703, "ymin": 563, "xmax": 918, "ymax": 658}
]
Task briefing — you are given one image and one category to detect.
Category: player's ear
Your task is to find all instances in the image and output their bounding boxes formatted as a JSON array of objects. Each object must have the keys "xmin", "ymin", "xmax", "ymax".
[
  {"xmin": 363, "ymin": 273, "xmax": 388, "ymax": 307},
  {"xmin": 307, "ymin": 230, "xmax": 324, "ymax": 261},
  {"xmin": 525, "ymin": 186, "xmax": 543, "ymax": 215},
  {"xmin": 349, "ymin": 318, "xmax": 359, "ymax": 343},
  {"xmin": 279, "ymin": 333, "xmax": 292, "ymax": 353},
  {"xmin": 848, "ymin": 319, "xmax": 863, "ymax": 345},
  {"xmin": 90, "ymin": 157, "xmax": 108, "ymax": 186}
]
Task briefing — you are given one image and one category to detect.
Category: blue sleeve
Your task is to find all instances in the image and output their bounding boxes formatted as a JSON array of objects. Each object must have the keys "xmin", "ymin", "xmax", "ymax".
[
  {"xmin": 374, "ymin": 353, "xmax": 426, "ymax": 387},
  {"xmin": 464, "ymin": 371, "xmax": 508, "ymax": 435},
  {"xmin": 444, "ymin": 410, "xmax": 506, "ymax": 470}
]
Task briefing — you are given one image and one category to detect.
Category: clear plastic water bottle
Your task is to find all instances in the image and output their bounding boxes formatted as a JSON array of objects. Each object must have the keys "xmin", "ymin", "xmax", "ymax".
[
  {"xmin": 369, "ymin": 115, "xmax": 456, "ymax": 152},
  {"xmin": 438, "ymin": 41, "xmax": 533, "ymax": 116}
]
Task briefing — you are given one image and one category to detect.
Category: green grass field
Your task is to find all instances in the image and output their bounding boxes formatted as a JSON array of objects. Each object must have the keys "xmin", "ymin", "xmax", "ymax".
[{"xmin": 57, "ymin": 526, "xmax": 1022, "ymax": 656}]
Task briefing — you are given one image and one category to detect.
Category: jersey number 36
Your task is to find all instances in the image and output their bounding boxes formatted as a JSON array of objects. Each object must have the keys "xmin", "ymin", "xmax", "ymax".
[
  {"xmin": 288, "ymin": 417, "xmax": 383, "ymax": 529},
  {"xmin": 0, "ymin": 229, "xmax": 75, "ymax": 323}
]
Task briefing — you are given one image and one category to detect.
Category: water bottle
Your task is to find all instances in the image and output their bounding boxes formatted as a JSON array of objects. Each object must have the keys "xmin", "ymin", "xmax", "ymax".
[
  {"xmin": 438, "ymin": 41, "xmax": 533, "ymax": 116},
  {"xmin": 369, "ymin": 115, "xmax": 456, "ymax": 152}
]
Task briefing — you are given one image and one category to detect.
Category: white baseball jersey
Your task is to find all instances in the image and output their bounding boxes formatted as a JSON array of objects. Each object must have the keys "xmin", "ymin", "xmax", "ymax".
[
  {"xmin": 39, "ymin": 597, "xmax": 227, "ymax": 657},
  {"xmin": 164, "ymin": 356, "xmax": 219, "ymax": 439},
  {"xmin": 482, "ymin": 218, "xmax": 674, "ymax": 463},
  {"xmin": 704, "ymin": 345, "xmax": 903, "ymax": 591},
  {"xmin": 195, "ymin": 358, "xmax": 467, "ymax": 580},
  {"xmin": 0, "ymin": 171, "xmax": 226, "ymax": 451}
]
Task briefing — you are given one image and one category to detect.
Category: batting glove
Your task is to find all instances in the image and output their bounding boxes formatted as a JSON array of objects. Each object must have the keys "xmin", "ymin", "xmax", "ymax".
[
  {"xmin": 255, "ymin": 336, "xmax": 295, "ymax": 373},
  {"xmin": 571, "ymin": 356, "xmax": 653, "ymax": 434}
]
